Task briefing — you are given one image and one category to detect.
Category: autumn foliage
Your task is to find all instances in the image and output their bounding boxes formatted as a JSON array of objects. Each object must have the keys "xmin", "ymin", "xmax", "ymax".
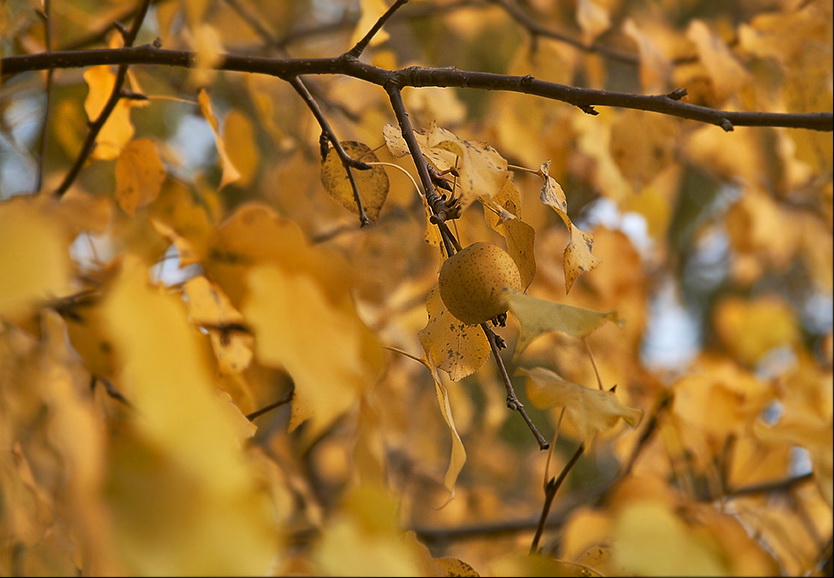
[{"xmin": 0, "ymin": 0, "xmax": 832, "ymax": 576}]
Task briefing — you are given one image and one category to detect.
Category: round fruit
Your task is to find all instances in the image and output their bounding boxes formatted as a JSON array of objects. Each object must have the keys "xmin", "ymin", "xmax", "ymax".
[{"xmin": 438, "ymin": 242, "xmax": 522, "ymax": 325}]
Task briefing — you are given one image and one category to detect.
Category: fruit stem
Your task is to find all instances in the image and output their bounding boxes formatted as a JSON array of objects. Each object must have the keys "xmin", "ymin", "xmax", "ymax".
[{"xmin": 482, "ymin": 324, "xmax": 550, "ymax": 450}]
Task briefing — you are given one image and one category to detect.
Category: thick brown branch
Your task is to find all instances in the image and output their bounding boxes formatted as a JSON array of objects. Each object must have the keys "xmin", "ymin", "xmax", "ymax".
[{"xmin": 4, "ymin": 47, "xmax": 830, "ymax": 132}]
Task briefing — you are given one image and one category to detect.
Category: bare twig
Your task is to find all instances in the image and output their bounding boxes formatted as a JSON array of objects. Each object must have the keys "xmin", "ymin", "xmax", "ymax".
[
  {"xmin": 346, "ymin": 0, "xmax": 410, "ymax": 59},
  {"xmin": 246, "ymin": 391, "xmax": 294, "ymax": 421}
]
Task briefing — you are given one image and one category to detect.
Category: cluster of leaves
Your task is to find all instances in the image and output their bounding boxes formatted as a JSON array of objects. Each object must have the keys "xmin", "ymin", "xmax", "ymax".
[{"xmin": 0, "ymin": 0, "xmax": 832, "ymax": 576}]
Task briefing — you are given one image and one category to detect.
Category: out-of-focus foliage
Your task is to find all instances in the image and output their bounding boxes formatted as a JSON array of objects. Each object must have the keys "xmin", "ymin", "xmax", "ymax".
[{"xmin": 0, "ymin": 0, "xmax": 831, "ymax": 576}]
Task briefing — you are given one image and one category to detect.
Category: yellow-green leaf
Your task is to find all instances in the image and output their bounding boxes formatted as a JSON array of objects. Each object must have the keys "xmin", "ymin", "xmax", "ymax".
[{"xmin": 504, "ymin": 290, "xmax": 620, "ymax": 353}]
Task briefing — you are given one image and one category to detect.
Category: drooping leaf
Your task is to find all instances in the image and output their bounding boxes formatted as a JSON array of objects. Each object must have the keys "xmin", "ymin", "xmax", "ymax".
[
  {"xmin": 538, "ymin": 161, "xmax": 601, "ymax": 292},
  {"xmin": 504, "ymin": 289, "xmax": 620, "ymax": 354},
  {"xmin": 198, "ymin": 89, "xmax": 241, "ymax": 189},
  {"xmin": 518, "ymin": 366, "xmax": 643, "ymax": 444},
  {"xmin": 419, "ymin": 287, "xmax": 490, "ymax": 382},
  {"xmin": 321, "ymin": 140, "xmax": 389, "ymax": 222}
]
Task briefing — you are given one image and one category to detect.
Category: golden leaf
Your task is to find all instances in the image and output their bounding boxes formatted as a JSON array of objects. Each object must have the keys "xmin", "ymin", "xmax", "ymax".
[
  {"xmin": 321, "ymin": 141, "xmax": 389, "ymax": 222},
  {"xmin": 83, "ymin": 65, "xmax": 135, "ymax": 160},
  {"xmin": 198, "ymin": 89, "xmax": 241, "ymax": 189},
  {"xmin": 418, "ymin": 288, "xmax": 490, "ymax": 382},
  {"xmin": 114, "ymin": 138, "xmax": 166, "ymax": 216},
  {"xmin": 518, "ymin": 366, "xmax": 643, "ymax": 444},
  {"xmin": 223, "ymin": 109, "xmax": 260, "ymax": 187},
  {"xmin": 504, "ymin": 290, "xmax": 620, "ymax": 354},
  {"xmin": 101, "ymin": 256, "xmax": 279, "ymax": 575},
  {"xmin": 0, "ymin": 197, "xmax": 72, "ymax": 321},
  {"xmin": 538, "ymin": 161, "xmax": 601, "ymax": 292},
  {"xmin": 244, "ymin": 263, "xmax": 384, "ymax": 437}
]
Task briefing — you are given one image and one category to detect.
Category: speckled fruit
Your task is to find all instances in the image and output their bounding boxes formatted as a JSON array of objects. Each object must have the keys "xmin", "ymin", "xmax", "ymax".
[{"xmin": 438, "ymin": 242, "xmax": 522, "ymax": 325}]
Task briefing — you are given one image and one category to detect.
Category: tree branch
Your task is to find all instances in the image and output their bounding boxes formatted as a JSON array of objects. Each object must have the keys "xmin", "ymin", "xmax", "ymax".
[{"xmin": 4, "ymin": 47, "xmax": 830, "ymax": 132}]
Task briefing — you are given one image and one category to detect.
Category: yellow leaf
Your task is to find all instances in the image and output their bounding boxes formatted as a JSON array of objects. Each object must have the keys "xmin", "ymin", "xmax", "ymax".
[
  {"xmin": 622, "ymin": 18, "xmax": 673, "ymax": 93},
  {"xmin": 149, "ymin": 180, "xmax": 214, "ymax": 267},
  {"xmin": 576, "ymin": 0, "xmax": 610, "ymax": 44},
  {"xmin": 83, "ymin": 65, "xmax": 135, "ymax": 160},
  {"xmin": 314, "ymin": 483, "xmax": 424, "ymax": 577},
  {"xmin": 504, "ymin": 290, "xmax": 620, "ymax": 354},
  {"xmin": 198, "ymin": 89, "xmax": 241, "ymax": 189},
  {"xmin": 538, "ymin": 161, "xmax": 601, "ymax": 292},
  {"xmin": 0, "ymin": 197, "xmax": 72, "ymax": 321},
  {"xmin": 519, "ymin": 366, "xmax": 643, "ymax": 444},
  {"xmin": 418, "ymin": 288, "xmax": 490, "ymax": 381},
  {"xmin": 351, "ymin": 0, "xmax": 390, "ymax": 48},
  {"xmin": 223, "ymin": 109, "xmax": 259, "ymax": 187},
  {"xmin": 428, "ymin": 365, "xmax": 467, "ymax": 500},
  {"xmin": 382, "ymin": 123, "xmax": 457, "ymax": 172},
  {"xmin": 563, "ymin": 224, "xmax": 601, "ymax": 293},
  {"xmin": 609, "ymin": 111, "xmax": 678, "ymax": 191},
  {"xmin": 713, "ymin": 296, "xmax": 801, "ymax": 366},
  {"xmin": 183, "ymin": 276, "xmax": 252, "ymax": 375},
  {"xmin": 321, "ymin": 141, "xmax": 390, "ymax": 222},
  {"xmin": 687, "ymin": 19, "xmax": 752, "ymax": 103},
  {"xmin": 427, "ymin": 123, "xmax": 510, "ymax": 210},
  {"xmin": 244, "ymin": 263, "xmax": 384, "ymax": 438},
  {"xmin": 190, "ymin": 23, "xmax": 223, "ymax": 87},
  {"xmin": 484, "ymin": 178, "xmax": 537, "ymax": 290},
  {"xmin": 101, "ymin": 256, "xmax": 279, "ymax": 575},
  {"xmin": 114, "ymin": 138, "xmax": 166, "ymax": 216},
  {"xmin": 612, "ymin": 500, "xmax": 729, "ymax": 576}
]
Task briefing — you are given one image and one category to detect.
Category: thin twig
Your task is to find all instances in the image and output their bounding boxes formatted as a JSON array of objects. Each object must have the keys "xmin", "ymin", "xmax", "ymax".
[
  {"xmin": 346, "ymin": 0, "xmax": 410, "ymax": 59},
  {"xmin": 482, "ymin": 323, "xmax": 550, "ymax": 450},
  {"xmin": 530, "ymin": 442, "xmax": 585, "ymax": 554},
  {"xmin": 246, "ymin": 391, "xmax": 294, "ymax": 421}
]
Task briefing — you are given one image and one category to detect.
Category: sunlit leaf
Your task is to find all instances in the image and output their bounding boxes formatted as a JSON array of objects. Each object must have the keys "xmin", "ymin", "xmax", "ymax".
[
  {"xmin": 518, "ymin": 366, "xmax": 643, "ymax": 444},
  {"xmin": 83, "ymin": 65, "xmax": 135, "ymax": 160},
  {"xmin": 713, "ymin": 296, "xmax": 801, "ymax": 366},
  {"xmin": 419, "ymin": 288, "xmax": 490, "ymax": 381},
  {"xmin": 198, "ymin": 89, "xmax": 241, "ymax": 189},
  {"xmin": 101, "ymin": 255, "xmax": 279, "ymax": 575},
  {"xmin": 321, "ymin": 141, "xmax": 389, "ymax": 222},
  {"xmin": 244, "ymin": 263, "xmax": 384, "ymax": 438},
  {"xmin": 0, "ymin": 197, "xmax": 72, "ymax": 321},
  {"xmin": 505, "ymin": 290, "xmax": 620, "ymax": 354},
  {"xmin": 428, "ymin": 364, "xmax": 467, "ymax": 500}
]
